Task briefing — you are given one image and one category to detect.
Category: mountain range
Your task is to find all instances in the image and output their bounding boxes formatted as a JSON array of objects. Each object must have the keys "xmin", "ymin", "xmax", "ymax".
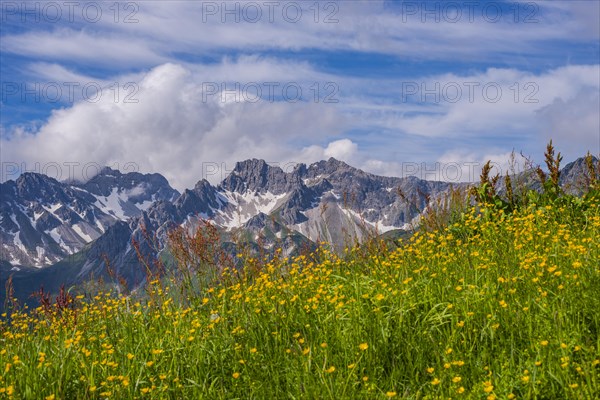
[{"xmin": 0, "ymin": 156, "xmax": 596, "ymax": 305}]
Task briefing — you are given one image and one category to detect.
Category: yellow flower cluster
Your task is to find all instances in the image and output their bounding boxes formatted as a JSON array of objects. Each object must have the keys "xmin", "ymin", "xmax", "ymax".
[{"xmin": 0, "ymin": 196, "xmax": 598, "ymax": 398}]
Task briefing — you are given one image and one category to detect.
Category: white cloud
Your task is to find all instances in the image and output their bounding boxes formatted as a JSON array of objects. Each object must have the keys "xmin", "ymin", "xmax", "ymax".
[
  {"xmin": 324, "ymin": 139, "xmax": 358, "ymax": 161},
  {"xmin": 3, "ymin": 61, "xmax": 598, "ymax": 189},
  {"xmin": 437, "ymin": 150, "xmax": 529, "ymax": 182},
  {"xmin": 536, "ymin": 89, "xmax": 600, "ymax": 160},
  {"xmin": 340, "ymin": 65, "xmax": 600, "ymax": 164},
  {"xmin": 1, "ymin": 62, "xmax": 347, "ymax": 190},
  {"xmin": 2, "ymin": 1, "xmax": 596, "ymax": 67},
  {"xmin": 1, "ymin": 28, "xmax": 166, "ymax": 67}
]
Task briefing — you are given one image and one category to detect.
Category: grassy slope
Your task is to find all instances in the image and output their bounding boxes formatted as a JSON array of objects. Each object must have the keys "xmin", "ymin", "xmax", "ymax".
[{"xmin": 1, "ymin": 196, "xmax": 599, "ymax": 399}]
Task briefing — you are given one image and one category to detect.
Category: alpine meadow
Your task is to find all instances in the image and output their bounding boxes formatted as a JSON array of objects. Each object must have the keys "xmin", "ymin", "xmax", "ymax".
[{"xmin": 2, "ymin": 147, "xmax": 599, "ymax": 399}]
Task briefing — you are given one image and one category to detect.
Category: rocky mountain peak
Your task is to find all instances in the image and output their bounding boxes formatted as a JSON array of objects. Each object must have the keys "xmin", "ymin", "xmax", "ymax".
[
  {"xmin": 78, "ymin": 167, "xmax": 179, "ymax": 202},
  {"xmin": 173, "ymin": 179, "xmax": 221, "ymax": 218},
  {"xmin": 305, "ymin": 158, "xmax": 357, "ymax": 179},
  {"xmin": 220, "ymin": 159, "xmax": 302, "ymax": 195},
  {"xmin": 13, "ymin": 172, "xmax": 71, "ymax": 203},
  {"xmin": 560, "ymin": 155, "xmax": 598, "ymax": 178},
  {"xmin": 16, "ymin": 171, "xmax": 59, "ymax": 189},
  {"xmin": 194, "ymin": 179, "xmax": 215, "ymax": 193},
  {"xmin": 559, "ymin": 155, "xmax": 599, "ymax": 194},
  {"xmin": 233, "ymin": 158, "xmax": 270, "ymax": 173}
]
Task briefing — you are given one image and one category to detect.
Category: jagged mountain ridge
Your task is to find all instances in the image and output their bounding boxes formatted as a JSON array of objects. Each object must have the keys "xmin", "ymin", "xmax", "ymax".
[
  {"xmin": 99, "ymin": 157, "xmax": 453, "ymax": 274},
  {"xmin": 0, "ymin": 168, "xmax": 179, "ymax": 269},
  {"xmin": 1, "ymin": 156, "xmax": 596, "ymax": 306},
  {"xmin": 1, "ymin": 157, "xmax": 452, "ymax": 286}
]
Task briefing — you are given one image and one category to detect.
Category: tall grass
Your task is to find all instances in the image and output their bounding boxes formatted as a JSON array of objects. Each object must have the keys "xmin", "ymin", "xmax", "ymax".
[{"xmin": 1, "ymin": 145, "xmax": 599, "ymax": 399}]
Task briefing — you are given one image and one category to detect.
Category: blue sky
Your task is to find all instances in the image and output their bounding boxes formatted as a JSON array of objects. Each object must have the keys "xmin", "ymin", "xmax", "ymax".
[{"xmin": 1, "ymin": 0, "xmax": 599, "ymax": 189}]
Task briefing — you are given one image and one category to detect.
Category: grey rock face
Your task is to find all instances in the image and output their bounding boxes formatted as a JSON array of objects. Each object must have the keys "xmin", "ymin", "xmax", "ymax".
[
  {"xmin": 220, "ymin": 159, "xmax": 303, "ymax": 195},
  {"xmin": 1, "ymin": 173, "xmax": 116, "ymax": 268},
  {"xmin": 1, "ymin": 168, "xmax": 178, "ymax": 268},
  {"xmin": 559, "ymin": 156, "xmax": 598, "ymax": 195},
  {"xmin": 174, "ymin": 179, "xmax": 222, "ymax": 218}
]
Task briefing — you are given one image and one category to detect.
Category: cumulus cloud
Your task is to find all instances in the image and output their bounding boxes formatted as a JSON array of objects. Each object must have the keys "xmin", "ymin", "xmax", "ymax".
[
  {"xmin": 324, "ymin": 139, "xmax": 358, "ymax": 161},
  {"xmin": 299, "ymin": 139, "xmax": 358, "ymax": 164},
  {"xmin": 3, "ymin": 61, "xmax": 598, "ymax": 189},
  {"xmin": 2, "ymin": 63, "xmax": 348, "ymax": 189}
]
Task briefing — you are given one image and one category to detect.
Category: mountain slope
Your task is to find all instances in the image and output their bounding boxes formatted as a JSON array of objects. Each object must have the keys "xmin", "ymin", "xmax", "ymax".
[
  {"xmin": 0, "ymin": 169, "xmax": 179, "ymax": 268},
  {"xmin": 2, "ymin": 155, "xmax": 596, "ymax": 305}
]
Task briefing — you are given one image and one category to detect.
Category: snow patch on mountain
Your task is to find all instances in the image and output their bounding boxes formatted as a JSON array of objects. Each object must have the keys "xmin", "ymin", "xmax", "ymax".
[
  {"xmin": 216, "ymin": 190, "xmax": 287, "ymax": 229},
  {"xmin": 72, "ymin": 224, "xmax": 94, "ymax": 242},
  {"xmin": 49, "ymin": 227, "xmax": 72, "ymax": 253},
  {"xmin": 12, "ymin": 231, "xmax": 27, "ymax": 254},
  {"xmin": 93, "ymin": 188, "xmax": 129, "ymax": 220},
  {"xmin": 138, "ymin": 199, "xmax": 155, "ymax": 211},
  {"xmin": 340, "ymin": 208, "xmax": 399, "ymax": 234}
]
